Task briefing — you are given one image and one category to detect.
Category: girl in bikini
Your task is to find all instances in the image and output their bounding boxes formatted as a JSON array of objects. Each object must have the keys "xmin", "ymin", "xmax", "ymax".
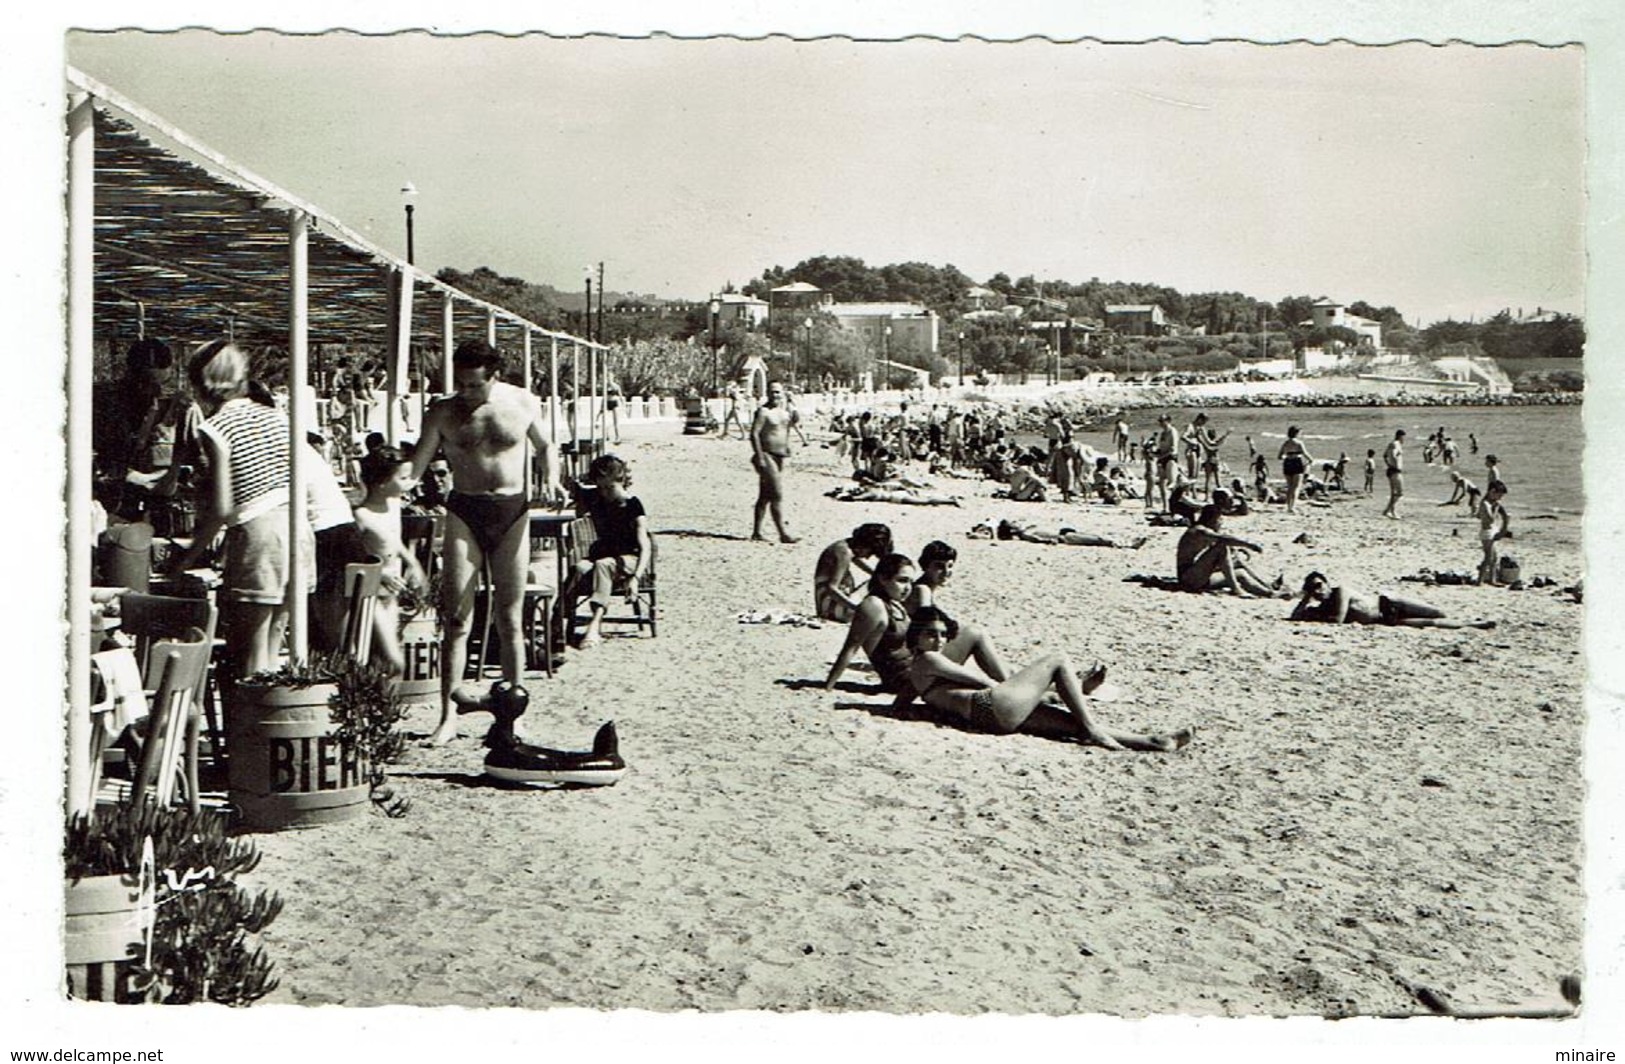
[
  {"xmin": 1277, "ymin": 425, "xmax": 1313, "ymax": 515},
  {"xmin": 904, "ymin": 606, "xmax": 1193, "ymax": 751},
  {"xmin": 1290, "ymin": 572, "xmax": 1495, "ymax": 629}
]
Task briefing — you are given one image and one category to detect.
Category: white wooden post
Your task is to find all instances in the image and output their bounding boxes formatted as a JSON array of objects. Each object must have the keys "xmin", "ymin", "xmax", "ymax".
[
  {"xmin": 523, "ymin": 329, "xmax": 533, "ymax": 395},
  {"xmin": 286, "ymin": 210, "xmax": 310, "ymax": 662},
  {"xmin": 548, "ymin": 336, "xmax": 559, "ymax": 441},
  {"xmin": 387, "ymin": 267, "xmax": 413, "ymax": 445},
  {"xmin": 66, "ymin": 91, "xmax": 95, "ymax": 816},
  {"xmin": 441, "ymin": 290, "xmax": 455, "ymax": 394},
  {"xmin": 486, "ymin": 309, "xmax": 497, "ymax": 346}
]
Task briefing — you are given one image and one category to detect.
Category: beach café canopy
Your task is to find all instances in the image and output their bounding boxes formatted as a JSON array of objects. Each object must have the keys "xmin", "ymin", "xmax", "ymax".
[{"xmin": 63, "ymin": 67, "xmax": 606, "ymax": 812}]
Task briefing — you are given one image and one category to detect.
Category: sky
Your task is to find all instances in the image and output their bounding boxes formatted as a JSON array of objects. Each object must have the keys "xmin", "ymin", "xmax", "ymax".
[{"xmin": 64, "ymin": 31, "xmax": 1586, "ymax": 327}]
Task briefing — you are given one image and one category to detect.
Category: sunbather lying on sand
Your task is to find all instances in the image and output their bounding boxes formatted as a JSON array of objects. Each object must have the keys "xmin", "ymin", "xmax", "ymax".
[
  {"xmin": 1289, "ymin": 571, "xmax": 1496, "ymax": 629},
  {"xmin": 826, "ymin": 484, "xmax": 962, "ymax": 507},
  {"xmin": 996, "ymin": 518, "xmax": 1146, "ymax": 550},
  {"xmin": 904, "ymin": 606, "xmax": 1194, "ymax": 751}
]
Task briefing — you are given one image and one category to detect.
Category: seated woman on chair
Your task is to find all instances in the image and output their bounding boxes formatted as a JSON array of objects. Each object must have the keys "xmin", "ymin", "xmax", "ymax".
[
  {"xmin": 904, "ymin": 606, "xmax": 1194, "ymax": 751},
  {"xmin": 571, "ymin": 453, "xmax": 651, "ymax": 649}
]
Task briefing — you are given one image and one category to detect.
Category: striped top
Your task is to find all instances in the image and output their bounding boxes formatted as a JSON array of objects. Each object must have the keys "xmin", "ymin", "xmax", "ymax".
[{"xmin": 200, "ymin": 398, "xmax": 291, "ymax": 526}]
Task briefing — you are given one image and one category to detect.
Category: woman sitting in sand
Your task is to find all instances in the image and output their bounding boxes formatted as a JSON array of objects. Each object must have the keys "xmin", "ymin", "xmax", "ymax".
[
  {"xmin": 824, "ymin": 553, "xmax": 1006, "ymax": 696},
  {"xmin": 813, "ymin": 522, "xmax": 893, "ymax": 622},
  {"xmin": 904, "ymin": 606, "xmax": 1194, "ymax": 751},
  {"xmin": 1175, "ymin": 493, "xmax": 1285, "ymax": 597},
  {"xmin": 1002, "ymin": 455, "xmax": 1048, "ymax": 502},
  {"xmin": 996, "ymin": 518, "xmax": 1147, "ymax": 550},
  {"xmin": 1289, "ymin": 571, "xmax": 1496, "ymax": 629}
]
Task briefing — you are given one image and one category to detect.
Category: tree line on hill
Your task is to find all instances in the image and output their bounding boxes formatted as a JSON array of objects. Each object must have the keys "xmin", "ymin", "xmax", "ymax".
[{"xmin": 430, "ymin": 258, "xmax": 1582, "ymax": 395}]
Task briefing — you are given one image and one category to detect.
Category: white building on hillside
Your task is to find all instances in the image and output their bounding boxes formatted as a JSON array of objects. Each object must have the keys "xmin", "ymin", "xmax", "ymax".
[{"xmin": 1308, "ymin": 297, "xmax": 1383, "ymax": 348}]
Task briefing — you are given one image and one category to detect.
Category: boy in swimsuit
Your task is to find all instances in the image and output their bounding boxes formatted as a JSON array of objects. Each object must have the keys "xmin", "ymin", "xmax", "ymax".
[
  {"xmin": 1381, "ymin": 430, "xmax": 1405, "ymax": 519},
  {"xmin": 410, "ymin": 339, "xmax": 563, "ymax": 746},
  {"xmin": 1476, "ymin": 480, "xmax": 1511, "ymax": 585},
  {"xmin": 1175, "ymin": 502, "xmax": 1282, "ymax": 597},
  {"xmin": 353, "ymin": 446, "xmax": 427, "ymax": 675}
]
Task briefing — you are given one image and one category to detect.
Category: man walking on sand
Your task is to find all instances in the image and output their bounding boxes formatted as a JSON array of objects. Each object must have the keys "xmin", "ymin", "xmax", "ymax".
[
  {"xmin": 1381, "ymin": 429, "xmax": 1406, "ymax": 520},
  {"xmin": 750, "ymin": 381, "xmax": 799, "ymax": 544},
  {"xmin": 410, "ymin": 340, "xmax": 564, "ymax": 746}
]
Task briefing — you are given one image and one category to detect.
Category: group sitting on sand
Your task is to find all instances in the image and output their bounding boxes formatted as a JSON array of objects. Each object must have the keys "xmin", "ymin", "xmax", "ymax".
[{"xmin": 820, "ymin": 550, "xmax": 1194, "ymax": 752}]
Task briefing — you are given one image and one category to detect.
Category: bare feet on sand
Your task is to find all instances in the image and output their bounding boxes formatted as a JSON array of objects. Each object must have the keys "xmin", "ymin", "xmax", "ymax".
[{"xmin": 426, "ymin": 685, "xmax": 493, "ymax": 744}]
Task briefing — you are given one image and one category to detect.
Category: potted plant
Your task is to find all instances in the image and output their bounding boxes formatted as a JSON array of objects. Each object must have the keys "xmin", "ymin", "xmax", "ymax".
[
  {"xmin": 230, "ymin": 654, "xmax": 408, "ymax": 828},
  {"xmin": 65, "ymin": 802, "xmax": 281, "ymax": 1005}
]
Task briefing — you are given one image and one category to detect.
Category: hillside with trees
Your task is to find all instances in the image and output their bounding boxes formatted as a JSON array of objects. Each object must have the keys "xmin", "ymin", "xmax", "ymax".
[{"xmin": 434, "ymin": 257, "xmax": 1583, "ymax": 395}]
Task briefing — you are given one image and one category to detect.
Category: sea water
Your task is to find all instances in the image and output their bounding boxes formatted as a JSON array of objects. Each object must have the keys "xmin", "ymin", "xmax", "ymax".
[{"xmin": 1057, "ymin": 403, "xmax": 1583, "ymax": 520}]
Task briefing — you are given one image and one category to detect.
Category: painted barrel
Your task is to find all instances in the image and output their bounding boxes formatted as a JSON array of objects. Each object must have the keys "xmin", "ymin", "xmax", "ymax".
[
  {"xmin": 397, "ymin": 613, "xmax": 441, "ymax": 701},
  {"xmin": 64, "ymin": 871, "xmax": 152, "ymax": 1003},
  {"xmin": 227, "ymin": 682, "xmax": 369, "ymax": 830},
  {"xmin": 682, "ymin": 396, "xmax": 709, "ymax": 435}
]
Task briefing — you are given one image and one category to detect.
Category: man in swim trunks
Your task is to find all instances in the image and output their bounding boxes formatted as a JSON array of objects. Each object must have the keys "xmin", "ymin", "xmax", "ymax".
[
  {"xmin": 1153, "ymin": 414, "xmax": 1180, "ymax": 512},
  {"xmin": 1381, "ymin": 429, "xmax": 1405, "ymax": 520},
  {"xmin": 750, "ymin": 381, "xmax": 799, "ymax": 543},
  {"xmin": 411, "ymin": 339, "xmax": 563, "ymax": 746}
]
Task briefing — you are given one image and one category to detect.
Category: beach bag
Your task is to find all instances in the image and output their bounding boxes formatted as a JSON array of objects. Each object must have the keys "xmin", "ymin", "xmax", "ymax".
[{"xmin": 1497, "ymin": 554, "xmax": 1521, "ymax": 584}]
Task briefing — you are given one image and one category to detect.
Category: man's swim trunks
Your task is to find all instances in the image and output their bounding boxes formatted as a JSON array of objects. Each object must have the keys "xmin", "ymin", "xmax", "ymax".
[{"xmin": 446, "ymin": 491, "xmax": 529, "ymax": 557}]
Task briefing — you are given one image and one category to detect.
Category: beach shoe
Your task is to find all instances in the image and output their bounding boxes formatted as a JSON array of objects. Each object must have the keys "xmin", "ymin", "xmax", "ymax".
[{"xmin": 483, "ymin": 721, "xmax": 627, "ymax": 787}]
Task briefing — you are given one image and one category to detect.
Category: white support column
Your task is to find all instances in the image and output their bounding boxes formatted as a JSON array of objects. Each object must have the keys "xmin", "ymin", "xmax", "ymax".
[
  {"xmin": 287, "ymin": 210, "xmax": 311, "ymax": 662},
  {"xmin": 66, "ymin": 91, "xmax": 94, "ymax": 816},
  {"xmin": 548, "ymin": 336, "xmax": 559, "ymax": 441},
  {"xmin": 388, "ymin": 267, "xmax": 413, "ymax": 445},
  {"xmin": 486, "ymin": 309, "xmax": 497, "ymax": 346},
  {"xmin": 441, "ymin": 290, "xmax": 455, "ymax": 395},
  {"xmin": 523, "ymin": 329, "xmax": 533, "ymax": 395},
  {"xmin": 571, "ymin": 344, "xmax": 581, "ymax": 442},
  {"xmin": 589, "ymin": 343, "xmax": 600, "ymax": 447}
]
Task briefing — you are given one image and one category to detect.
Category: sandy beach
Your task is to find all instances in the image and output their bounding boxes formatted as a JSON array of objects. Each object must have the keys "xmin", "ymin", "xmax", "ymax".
[{"xmin": 243, "ymin": 414, "xmax": 1585, "ymax": 1017}]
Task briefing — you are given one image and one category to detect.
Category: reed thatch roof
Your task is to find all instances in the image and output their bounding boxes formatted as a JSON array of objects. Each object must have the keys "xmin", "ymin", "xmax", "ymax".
[{"xmin": 74, "ymin": 67, "xmax": 591, "ymax": 356}]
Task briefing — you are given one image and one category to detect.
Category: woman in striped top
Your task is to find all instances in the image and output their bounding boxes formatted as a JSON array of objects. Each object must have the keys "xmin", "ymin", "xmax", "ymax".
[{"xmin": 172, "ymin": 341, "xmax": 313, "ymax": 678}]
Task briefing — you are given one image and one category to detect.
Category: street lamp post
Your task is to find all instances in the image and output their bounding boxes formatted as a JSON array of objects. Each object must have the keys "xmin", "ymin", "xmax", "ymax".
[
  {"xmin": 400, "ymin": 182, "xmax": 418, "ymax": 265},
  {"xmin": 709, "ymin": 296, "xmax": 721, "ymax": 396},
  {"xmin": 584, "ymin": 266, "xmax": 594, "ymax": 344},
  {"xmin": 957, "ymin": 330, "xmax": 965, "ymax": 387}
]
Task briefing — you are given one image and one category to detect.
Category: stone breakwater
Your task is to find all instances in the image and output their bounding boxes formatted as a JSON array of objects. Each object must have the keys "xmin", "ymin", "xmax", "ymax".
[{"xmin": 984, "ymin": 385, "xmax": 1578, "ymax": 432}]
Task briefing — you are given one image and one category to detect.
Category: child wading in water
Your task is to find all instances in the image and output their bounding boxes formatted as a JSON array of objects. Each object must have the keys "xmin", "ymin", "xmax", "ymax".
[
  {"xmin": 1476, "ymin": 480, "xmax": 1511, "ymax": 585},
  {"xmin": 353, "ymin": 445, "xmax": 427, "ymax": 674}
]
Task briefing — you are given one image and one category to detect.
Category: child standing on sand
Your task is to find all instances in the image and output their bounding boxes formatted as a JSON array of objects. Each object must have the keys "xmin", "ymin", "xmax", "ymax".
[
  {"xmin": 353, "ymin": 445, "xmax": 426, "ymax": 674},
  {"xmin": 1363, "ymin": 449, "xmax": 1376, "ymax": 494},
  {"xmin": 1475, "ymin": 480, "xmax": 1511, "ymax": 586}
]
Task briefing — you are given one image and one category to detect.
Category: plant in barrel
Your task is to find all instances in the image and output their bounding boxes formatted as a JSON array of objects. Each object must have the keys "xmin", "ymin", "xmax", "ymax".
[
  {"xmin": 231, "ymin": 654, "xmax": 410, "ymax": 828},
  {"xmin": 65, "ymin": 801, "xmax": 281, "ymax": 1005}
]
